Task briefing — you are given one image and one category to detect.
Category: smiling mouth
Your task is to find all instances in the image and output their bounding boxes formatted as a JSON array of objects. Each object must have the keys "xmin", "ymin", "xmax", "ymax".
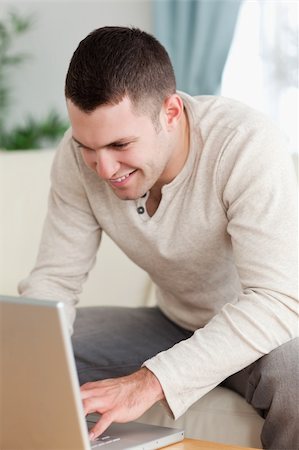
[{"xmin": 110, "ymin": 170, "xmax": 137, "ymax": 184}]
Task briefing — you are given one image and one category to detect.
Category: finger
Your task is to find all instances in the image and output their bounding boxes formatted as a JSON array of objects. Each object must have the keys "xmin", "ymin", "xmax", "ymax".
[
  {"xmin": 89, "ymin": 412, "xmax": 114, "ymax": 440},
  {"xmin": 81, "ymin": 385, "xmax": 109, "ymax": 400},
  {"xmin": 82, "ymin": 397, "xmax": 106, "ymax": 415},
  {"xmin": 81, "ymin": 381, "xmax": 100, "ymax": 391},
  {"xmin": 81, "ymin": 388, "xmax": 98, "ymax": 400}
]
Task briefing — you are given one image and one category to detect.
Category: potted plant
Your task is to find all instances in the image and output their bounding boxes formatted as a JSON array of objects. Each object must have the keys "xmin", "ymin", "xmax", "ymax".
[{"xmin": 0, "ymin": 10, "xmax": 68, "ymax": 151}]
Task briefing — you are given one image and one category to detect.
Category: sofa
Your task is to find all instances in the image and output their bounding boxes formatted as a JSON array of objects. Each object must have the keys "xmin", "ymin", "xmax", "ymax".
[{"xmin": 0, "ymin": 149, "xmax": 265, "ymax": 448}]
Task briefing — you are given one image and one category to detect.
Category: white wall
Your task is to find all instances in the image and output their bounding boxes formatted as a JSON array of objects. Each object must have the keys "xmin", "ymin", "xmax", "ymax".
[{"xmin": 0, "ymin": 0, "xmax": 153, "ymax": 129}]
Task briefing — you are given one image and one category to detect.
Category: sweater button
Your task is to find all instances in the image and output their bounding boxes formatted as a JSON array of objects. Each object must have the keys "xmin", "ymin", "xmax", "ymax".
[{"xmin": 137, "ymin": 206, "xmax": 145, "ymax": 214}]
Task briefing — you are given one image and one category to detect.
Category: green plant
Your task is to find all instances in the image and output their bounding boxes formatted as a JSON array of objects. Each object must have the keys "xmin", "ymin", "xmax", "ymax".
[
  {"xmin": 1, "ymin": 110, "xmax": 68, "ymax": 150},
  {"xmin": 0, "ymin": 10, "xmax": 68, "ymax": 150}
]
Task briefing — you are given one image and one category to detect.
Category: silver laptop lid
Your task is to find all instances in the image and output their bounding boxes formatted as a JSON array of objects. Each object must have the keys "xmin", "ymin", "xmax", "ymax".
[
  {"xmin": 0, "ymin": 295, "xmax": 90, "ymax": 450},
  {"xmin": 0, "ymin": 295, "xmax": 184, "ymax": 450}
]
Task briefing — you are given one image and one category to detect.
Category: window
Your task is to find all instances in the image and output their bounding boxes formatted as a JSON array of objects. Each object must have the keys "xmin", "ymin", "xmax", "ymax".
[{"xmin": 221, "ymin": 0, "xmax": 298, "ymax": 154}]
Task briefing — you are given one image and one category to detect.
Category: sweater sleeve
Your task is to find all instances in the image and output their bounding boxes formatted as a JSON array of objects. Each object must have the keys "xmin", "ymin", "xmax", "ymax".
[
  {"xmin": 18, "ymin": 130, "xmax": 102, "ymax": 334},
  {"xmin": 143, "ymin": 119, "xmax": 298, "ymax": 419}
]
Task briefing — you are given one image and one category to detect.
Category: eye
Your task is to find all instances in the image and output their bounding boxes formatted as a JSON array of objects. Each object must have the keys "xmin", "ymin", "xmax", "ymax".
[
  {"xmin": 78, "ymin": 144, "xmax": 93, "ymax": 152},
  {"xmin": 111, "ymin": 142, "xmax": 129, "ymax": 149}
]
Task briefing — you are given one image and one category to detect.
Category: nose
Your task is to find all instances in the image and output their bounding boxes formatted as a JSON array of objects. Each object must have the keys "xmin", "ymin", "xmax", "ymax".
[{"xmin": 94, "ymin": 149, "xmax": 120, "ymax": 180}]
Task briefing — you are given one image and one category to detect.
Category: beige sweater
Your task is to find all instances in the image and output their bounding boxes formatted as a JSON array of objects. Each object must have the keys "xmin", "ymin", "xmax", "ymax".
[{"xmin": 19, "ymin": 93, "xmax": 298, "ymax": 419}]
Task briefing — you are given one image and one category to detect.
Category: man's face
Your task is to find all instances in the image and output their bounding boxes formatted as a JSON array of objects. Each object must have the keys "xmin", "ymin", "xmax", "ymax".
[{"xmin": 67, "ymin": 96, "xmax": 176, "ymax": 201}]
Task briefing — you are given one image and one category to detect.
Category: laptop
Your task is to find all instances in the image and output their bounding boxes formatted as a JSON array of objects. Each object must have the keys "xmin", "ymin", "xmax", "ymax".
[{"xmin": 0, "ymin": 295, "xmax": 184, "ymax": 450}]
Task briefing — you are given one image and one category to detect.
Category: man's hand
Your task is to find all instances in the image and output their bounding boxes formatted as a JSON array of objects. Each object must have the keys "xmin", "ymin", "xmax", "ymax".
[{"xmin": 80, "ymin": 367, "xmax": 165, "ymax": 440}]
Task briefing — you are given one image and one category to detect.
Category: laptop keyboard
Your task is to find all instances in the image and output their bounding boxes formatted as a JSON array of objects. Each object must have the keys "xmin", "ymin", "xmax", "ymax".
[
  {"xmin": 90, "ymin": 434, "xmax": 121, "ymax": 448},
  {"xmin": 87, "ymin": 417, "xmax": 121, "ymax": 448}
]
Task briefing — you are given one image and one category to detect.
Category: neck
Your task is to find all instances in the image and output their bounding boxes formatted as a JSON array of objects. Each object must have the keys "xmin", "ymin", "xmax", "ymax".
[
  {"xmin": 159, "ymin": 107, "xmax": 190, "ymax": 187},
  {"xmin": 181, "ymin": 107, "xmax": 190, "ymax": 165},
  {"xmin": 146, "ymin": 108, "xmax": 190, "ymax": 216}
]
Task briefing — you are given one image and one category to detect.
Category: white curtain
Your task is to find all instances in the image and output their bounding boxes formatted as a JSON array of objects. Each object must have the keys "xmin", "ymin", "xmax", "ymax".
[{"xmin": 221, "ymin": 0, "xmax": 298, "ymax": 154}]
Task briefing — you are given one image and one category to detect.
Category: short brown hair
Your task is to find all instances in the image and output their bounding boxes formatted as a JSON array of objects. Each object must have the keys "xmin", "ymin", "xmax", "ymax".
[{"xmin": 65, "ymin": 26, "xmax": 176, "ymax": 122}]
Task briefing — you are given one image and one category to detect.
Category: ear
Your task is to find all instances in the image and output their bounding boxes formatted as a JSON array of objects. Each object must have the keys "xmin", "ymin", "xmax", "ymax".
[{"xmin": 162, "ymin": 94, "xmax": 184, "ymax": 130}]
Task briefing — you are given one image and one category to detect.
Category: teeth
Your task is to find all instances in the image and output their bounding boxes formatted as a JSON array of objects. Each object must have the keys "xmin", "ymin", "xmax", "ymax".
[{"xmin": 113, "ymin": 173, "xmax": 131, "ymax": 182}]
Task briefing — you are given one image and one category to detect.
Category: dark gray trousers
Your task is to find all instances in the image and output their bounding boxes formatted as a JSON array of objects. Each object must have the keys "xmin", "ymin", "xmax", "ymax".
[{"xmin": 72, "ymin": 306, "xmax": 299, "ymax": 450}]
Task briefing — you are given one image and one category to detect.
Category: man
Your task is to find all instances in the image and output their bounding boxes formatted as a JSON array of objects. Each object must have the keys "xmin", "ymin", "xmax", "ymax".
[{"xmin": 19, "ymin": 27, "xmax": 298, "ymax": 449}]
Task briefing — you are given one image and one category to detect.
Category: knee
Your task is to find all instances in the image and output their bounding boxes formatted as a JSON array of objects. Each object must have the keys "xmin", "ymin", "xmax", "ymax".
[
  {"xmin": 260, "ymin": 338, "xmax": 299, "ymax": 383},
  {"xmin": 247, "ymin": 338, "xmax": 299, "ymax": 412}
]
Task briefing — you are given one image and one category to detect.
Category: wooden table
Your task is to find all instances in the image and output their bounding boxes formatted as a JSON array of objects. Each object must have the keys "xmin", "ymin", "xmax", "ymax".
[{"xmin": 163, "ymin": 438, "xmax": 257, "ymax": 449}]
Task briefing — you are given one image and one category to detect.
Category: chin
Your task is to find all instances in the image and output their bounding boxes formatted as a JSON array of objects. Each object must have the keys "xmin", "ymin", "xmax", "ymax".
[{"xmin": 112, "ymin": 190, "xmax": 140, "ymax": 201}]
